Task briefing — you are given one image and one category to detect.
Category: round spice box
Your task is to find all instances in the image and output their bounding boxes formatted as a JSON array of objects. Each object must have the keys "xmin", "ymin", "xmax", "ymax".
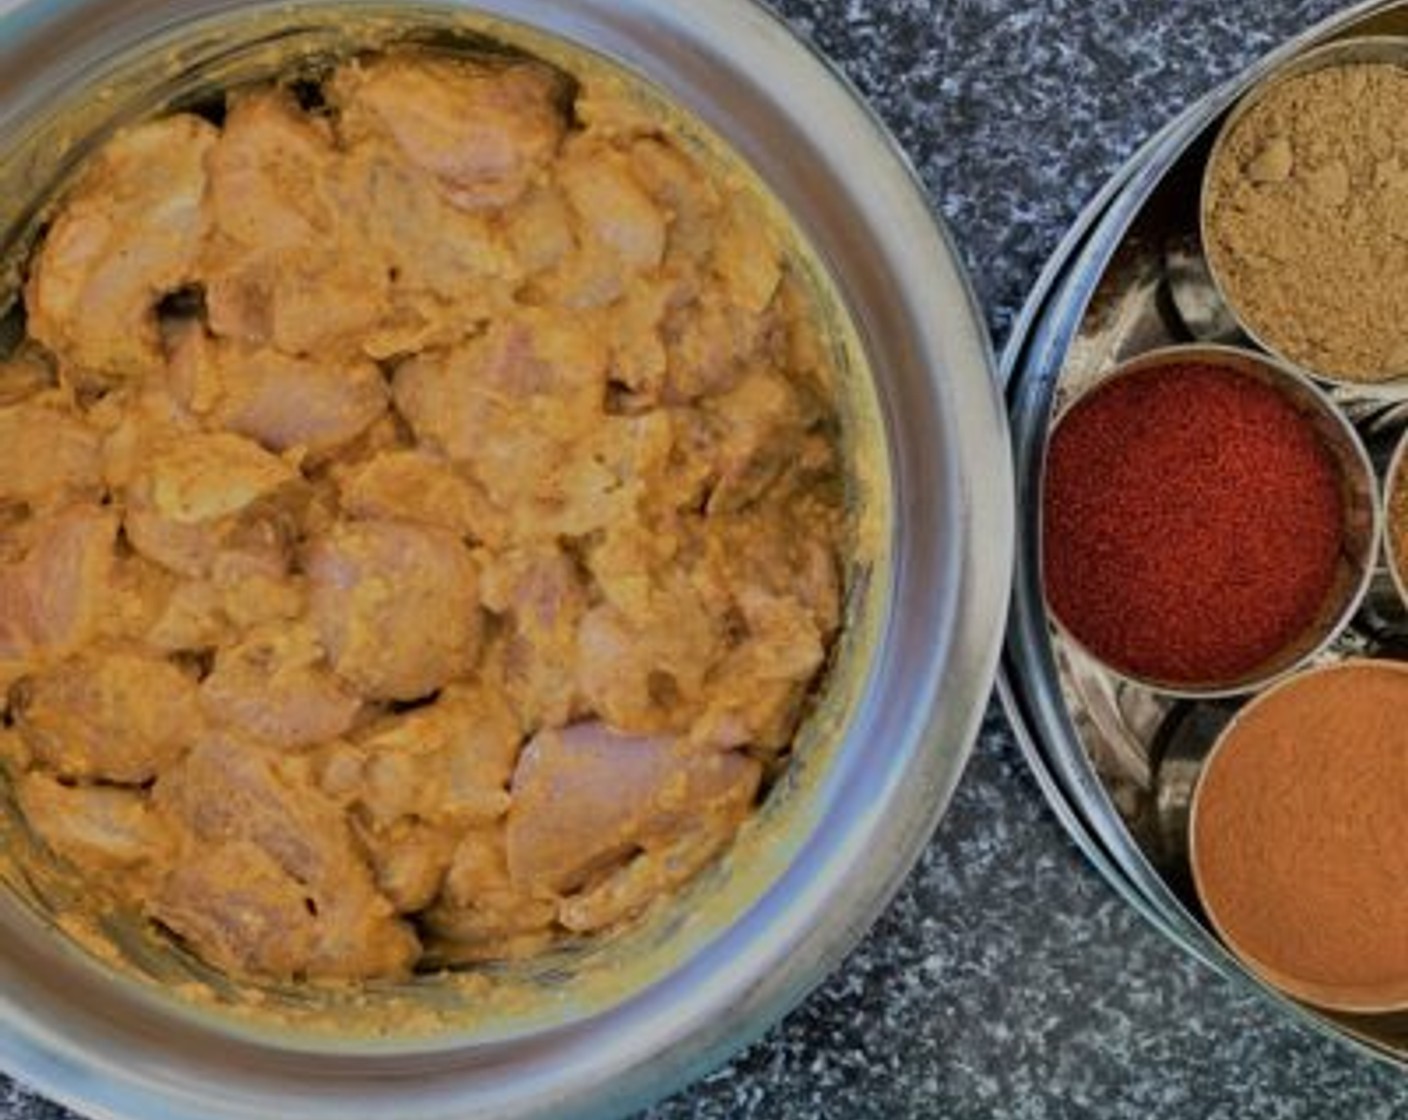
[
  {"xmin": 1004, "ymin": 0, "xmax": 1408, "ymax": 1073},
  {"xmin": 1042, "ymin": 344, "xmax": 1377, "ymax": 697}
]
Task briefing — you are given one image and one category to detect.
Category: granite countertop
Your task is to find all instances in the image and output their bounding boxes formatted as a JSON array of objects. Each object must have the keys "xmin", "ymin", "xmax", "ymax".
[{"xmin": 3, "ymin": 1, "xmax": 1406, "ymax": 1118}]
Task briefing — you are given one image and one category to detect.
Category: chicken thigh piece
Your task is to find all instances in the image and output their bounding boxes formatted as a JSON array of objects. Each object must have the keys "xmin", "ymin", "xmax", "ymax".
[
  {"xmin": 201, "ymin": 88, "xmax": 392, "ymax": 359},
  {"xmin": 200, "ymin": 622, "xmax": 362, "ymax": 750},
  {"xmin": 0, "ymin": 404, "xmax": 104, "ymax": 509},
  {"xmin": 0, "ymin": 506, "xmax": 118, "ymax": 666},
  {"xmin": 306, "ymin": 519, "xmax": 484, "ymax": 701},
  {"xmin": 122, "ymin": 431, "xmax": 299, "ymax": 578},
  {"xmin": 153, "ymin": 737, "xmax": 419, "ymax": 980},
  {"xmin": 16, "ymin": 649, "xmax": 203, "ymax": 784},
  {"xmin": 26, "ymin": 115, "xmax": 217, "ymax": 384},
  {"xmin": 167, "ymin": 328, "xmax": 388, "ymax": 457},
  {"xmin": 336, "ymin": 450, "xmax": 505, "ymax": 545},
  {"xmin": 351, "ymin": 683, "xmax": 521, "ymax": 826},
  {"xmin": 479, "ymin": 545, "xmax": 590, "ymax": 731},
  {"xmin": 505, "ymin": 722, "xmax": 761, "ymax": 903},
  {"xmin": 331, "ymin": 55, "xmax": 568, "ymax": 211},
  {"xmin": 18, "ymin": 773, "xmax": 174, "ymax": 885}
]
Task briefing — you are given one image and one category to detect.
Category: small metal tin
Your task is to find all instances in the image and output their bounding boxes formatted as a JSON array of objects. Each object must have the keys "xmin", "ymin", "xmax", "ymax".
[
  {"xmin": 1043, "ymin": 342, "xmax": 1381, "ymax": 700},
  {"xmin": 1004, "ymin": 0, "xmax": 1408, "ymax": 1072},
  {"xmin": 1201, "ymin": 35, "xmax": 1408, "ymax": 394},
  {"xmin": 1189, "ymin": 659, "xmax": 1408, "ymax": 1016}
]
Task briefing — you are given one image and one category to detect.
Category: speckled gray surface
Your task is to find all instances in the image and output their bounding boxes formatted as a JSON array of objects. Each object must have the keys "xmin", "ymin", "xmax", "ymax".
[{"xmin": 4, "ymin": 1, "xmax": 1407, "ymax": 1118}]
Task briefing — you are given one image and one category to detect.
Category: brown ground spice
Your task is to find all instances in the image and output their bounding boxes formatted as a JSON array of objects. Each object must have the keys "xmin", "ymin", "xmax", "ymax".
[
  {"xmin": 1191, "ymin": 662, "xmax": 1408, "ymax": 1011},
  {"xmin": 1205, "ymin": 62, "xmax": 1408, "ymax": 383}
]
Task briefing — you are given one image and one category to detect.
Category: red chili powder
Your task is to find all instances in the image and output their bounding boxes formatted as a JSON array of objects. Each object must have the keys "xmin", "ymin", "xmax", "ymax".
[{"xmin": 1042, "ymin": 362, "xmax": 1345, "ymax": 686}]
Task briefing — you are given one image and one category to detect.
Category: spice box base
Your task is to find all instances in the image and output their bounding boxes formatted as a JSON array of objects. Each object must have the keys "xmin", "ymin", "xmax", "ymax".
[{"xmin": 1004, "ymin": 0, "xmax": 1408, "ymax": 1072}]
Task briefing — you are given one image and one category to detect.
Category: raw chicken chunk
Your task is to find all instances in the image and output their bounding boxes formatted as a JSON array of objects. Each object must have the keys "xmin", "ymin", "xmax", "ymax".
[
  {"xmin": 505, "ymin": 722, "xmax": 761, "ymax": 899},
  {"xmin": 332, "ymin": 145, "xmax": 520, "ymax": 354},
  {"xmin": 422, "ymin": 826, "xmax": 557, "ymax": 961},
  {"xmin": 207, "ymin": 248, "xmax": 390, "ymax": 359},
  {"xmin": 558, "ymin": 826, "xmax": 737, "ymax": 933},
  {"xmin": 358, "ymin": 818, "xmax": 459, "ymax": 913},
  {"xmin": 200, "ymin": 622, "xmax": 362, "ymax": 750},
  {"xmin": 205, "ymin": 88, "xmax": 338, "ymax": 254},
  {"xmin": 0, "ymin": 506, "xmax": 117, "ymax": 663},
  {"xmin": 153, "ymin": 737, "xmax": 418, "ymax": 979},
  {"xmin": 393, "ymin": 316, "xmax": 653, "ymax": 538},
  {"xmin": 26, "ymin": 115, "xmax": 216, "ymax": 383},
  {"xmin": 0, "ymin": 404, "xmax": 104, "ymax": 507},
  {"xmin": 559, "ymin": 142, "xmax": 667, "ymax": 272},
  {"xmin": 575, "ymin": 593, "xmax": 725, "ymax": 735},
  {"xmin": 392, "ymin": 311, "xmax": 608, "ymax": 461},
  {"xmin": 337, "ymin": 450, "xmax": 505, "ymax": 544},
  {"xmin": 168, "ymin": 329, "xmax": 388, "ymax": 456},
  {"xmin": 479, "ymin": 546, "xmax": 589, "ymax": 730},
  {"xmin": 306, "ymin": 520, "xmax": 483, "ymax": 700},
  {"xmin": 158, "ymin": 738, "xmax": 351, "ymax": 885},
  {"xmin": 151, "ymin": 840, "xmax": 321, "ymax": 979},
  {"xmin": 137, "ymin": 432, "xmax": 296, "ymax": 526},
  {"xmin": 16, "ymin": 649, "xmax": 203, "ymax": 783},
  {"xmin": 350, "ymin": 683, "xmax": 521, "ymax": 826},
  {"xmin": 123, "ymin": 432, "xmax": 298, "ymax": 577},
  {"xmin": 331, "ymin": 55, "xmax": 567, "ymax": 210},
  {"xmin": 202, "ymin": 89, "xmax": 391, "ymax": 358},
  {"xmin": 18, "ymin": 773, "xmax": 173, "ymax": 877}
]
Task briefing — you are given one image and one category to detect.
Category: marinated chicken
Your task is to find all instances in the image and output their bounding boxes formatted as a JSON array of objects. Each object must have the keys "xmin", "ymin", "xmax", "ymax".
[{"xmin": 1, "ymin": 49, "xmax": 849, "ymax": 983}]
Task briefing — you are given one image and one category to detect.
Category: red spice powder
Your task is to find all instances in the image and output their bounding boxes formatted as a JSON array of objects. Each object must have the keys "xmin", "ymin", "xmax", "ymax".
[{"xmin": 1042, "ymin": 362, "xmax": 1344, "ymax": 686}]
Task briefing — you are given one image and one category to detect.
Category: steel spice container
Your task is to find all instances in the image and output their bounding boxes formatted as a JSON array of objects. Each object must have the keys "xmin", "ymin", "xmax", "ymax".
[
  {"xmin": 0, "ymin": 0, "xmax": 1012, "ymax": 1117},
  {"xmin": 1003, "ymin": 0, "xmax": 1408, "ymax": 1073}
]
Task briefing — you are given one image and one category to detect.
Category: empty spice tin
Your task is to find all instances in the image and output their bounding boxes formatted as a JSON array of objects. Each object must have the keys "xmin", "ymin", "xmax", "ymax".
[{"xmin": 1004, "ymin": 0, "xmax": 1408, "ymax": 1070}]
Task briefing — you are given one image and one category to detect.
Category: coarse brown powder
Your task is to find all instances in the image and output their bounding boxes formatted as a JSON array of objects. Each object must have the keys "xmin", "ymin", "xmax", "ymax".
[
  {"xmin": 1191, "ymin": 662, "xmax": 1408, "ymax": 1011},
  {"xmin": 1205, "ymin": 62, "xmax": 1408, "ymax": 383}
]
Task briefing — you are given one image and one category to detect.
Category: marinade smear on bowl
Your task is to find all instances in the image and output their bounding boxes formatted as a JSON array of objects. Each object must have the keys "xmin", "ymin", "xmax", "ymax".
[{"xmin": 0, "ymin": 49, "xmax": 849, "ymax": 982}]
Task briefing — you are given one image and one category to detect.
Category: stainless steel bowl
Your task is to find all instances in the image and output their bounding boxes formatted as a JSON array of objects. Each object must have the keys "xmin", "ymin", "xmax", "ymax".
[{"xmin": 0, "ymin": 1, "xmax": 1012, "ymax": 1117}]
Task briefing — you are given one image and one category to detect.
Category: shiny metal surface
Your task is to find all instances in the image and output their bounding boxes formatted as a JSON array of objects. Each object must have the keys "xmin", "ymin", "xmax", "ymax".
[
  {"xmin": 1386, "ymin": 430, "xmax": 1408, "ymax": 608},
  {"xmin": 0, "ymin": 1, "xmax": 1013, "ymax": 1117},
  {"xmin": 1003, "ymin": 0, "xmax": 1408, "ymax": 1072}
]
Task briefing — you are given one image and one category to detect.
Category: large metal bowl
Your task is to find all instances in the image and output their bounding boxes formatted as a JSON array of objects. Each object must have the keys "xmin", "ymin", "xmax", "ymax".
[{"xmin": 0, "ymin": 1, "xmax": 1012, "ymax": 1116}]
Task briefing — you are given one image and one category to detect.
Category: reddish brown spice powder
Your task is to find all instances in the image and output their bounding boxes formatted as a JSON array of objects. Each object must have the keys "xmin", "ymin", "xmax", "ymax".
[
  {"xmin": 1042, "ymin": 362, "xmax": 1344, "ymax": 686},
  {"xmin": 1191, "ymin": 662, "xmax": 1408, "ymax": 1010}
]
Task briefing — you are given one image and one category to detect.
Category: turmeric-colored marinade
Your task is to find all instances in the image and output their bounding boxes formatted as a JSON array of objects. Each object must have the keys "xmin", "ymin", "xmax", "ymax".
[{"xmin": 0, "ymin": 52, "xmax": 848, "ymax": 981}]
